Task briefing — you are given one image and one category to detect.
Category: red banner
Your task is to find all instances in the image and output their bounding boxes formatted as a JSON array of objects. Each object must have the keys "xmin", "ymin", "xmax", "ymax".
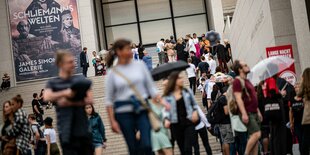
[{"xmin": 266, "ymin": 45, "xmax": 297, "ymax": 85}]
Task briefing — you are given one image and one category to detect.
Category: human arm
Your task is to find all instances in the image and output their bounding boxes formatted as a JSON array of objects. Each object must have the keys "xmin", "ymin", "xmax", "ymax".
[
  {"xmin": 257, "ymin": 108, "xmax": 263, "ymax": 122},
  {"xmin": 107, "ymin": 107, "xmax": 121, "ymax": 133},
  {"xmin": 43, "ymin": 88, "xmax": 72, "ymax": 103},
  {"xmin": 46, "ymin": 134, "xmax": 51, "ymax": 155},
  {"xmin": 98, "ymin": 116, "xmax": 107, "ymax": 143},
  {"xmin": 289, "ymin": 107, "xmax": 294, "ymax": 131}
]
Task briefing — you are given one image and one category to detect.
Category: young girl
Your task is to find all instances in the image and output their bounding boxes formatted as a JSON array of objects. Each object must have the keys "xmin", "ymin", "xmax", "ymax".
[
  {"xmin": 163, "ymin": 71, "xmax": 200, "ymax": 155},
  {"xmin": 44, "ymin": 117, "xmax": 60, "ymax": 155},
  {"xmin": 85, "ymin": 105, "xmax": 107, "ymax": 155}
]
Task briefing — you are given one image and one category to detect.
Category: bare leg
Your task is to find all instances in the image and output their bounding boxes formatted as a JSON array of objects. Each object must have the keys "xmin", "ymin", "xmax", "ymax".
[
  {"xmin": 161, "ymin": 148, "xmax": 173, "ymax": 155},
  {"xmin": 94, "ymin": 147, "xmax": 103, "ymax": 155},
  {"xmin": 245, "ymin": 131, "xmax": 261, "ymax": 155},
  {"xmin": 263, "ymin": 138, "xmax": 269, "ymax": 154},
  {"xmin": 222, "ymin": 143, "xmax": 230, "ymax": 155}
]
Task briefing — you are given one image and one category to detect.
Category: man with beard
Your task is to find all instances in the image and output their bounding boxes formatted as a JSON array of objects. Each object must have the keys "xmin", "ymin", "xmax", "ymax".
[
  {"xmin": 17, "ymin": 20, "xmax": 36, "ymax": 39},
  {"xmin": 26, "ymin": 0, "xmax": 61, "ymax": 41},
  {"xmin": 60, "ymin": 10, "xmax": 81, "ymax": 48}
]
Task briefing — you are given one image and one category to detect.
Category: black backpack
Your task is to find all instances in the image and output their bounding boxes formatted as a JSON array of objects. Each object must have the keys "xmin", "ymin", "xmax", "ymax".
[{"xmin": 207, "ymin": 95, "xmax": 225, "ymax": 125}]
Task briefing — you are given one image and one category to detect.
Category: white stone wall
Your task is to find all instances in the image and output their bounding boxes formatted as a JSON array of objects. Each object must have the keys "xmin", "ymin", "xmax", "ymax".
[
  {"xmin": 0, "ymin": 0, "xmax": 16, "ymax": 86},
  {"xmin": 207, "ymin": 0, "xmax": 225, "ymax": 35},
  {"xmin": 291, "ymin": 0, "xmax": 310, "ymax": 72},
  {"xmin": 77, "ymin": 0, "xmax": 98, "ymax": 77},
  {"xmin": 229, "ymin": 0, "xmax": 275, "ymax": 68}
]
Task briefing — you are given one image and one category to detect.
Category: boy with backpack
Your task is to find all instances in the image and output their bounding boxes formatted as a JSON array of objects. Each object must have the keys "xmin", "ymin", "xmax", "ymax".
[{"xmin": 28, "ymin": 114, "xmax": 46, "ymax": 155}]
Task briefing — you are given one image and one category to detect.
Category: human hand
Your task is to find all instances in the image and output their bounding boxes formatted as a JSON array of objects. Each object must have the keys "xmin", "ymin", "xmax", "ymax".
[
  {"xmin": 111, "ymin": 120, "xmax": 121, "ymax": 134},
  {"xmin": 102, "ymin": 142, "xmax": 107, "ymax": 149},
  {"xmin": 258, "ymin": 112, "xmax": 263, "ymax": 122},
  {"xmin": 164, "ymin": 119, "xmax": 171, "ymax": 128},
  {"xmin": 242, "ymin": 113, "xmax": 249, "ymax": 124}
]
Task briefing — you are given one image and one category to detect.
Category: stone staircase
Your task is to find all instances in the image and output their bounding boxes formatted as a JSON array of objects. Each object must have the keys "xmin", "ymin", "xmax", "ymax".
[{"xmin": 0, "ymin": 49, "xmax": 222, "ymax": 154}]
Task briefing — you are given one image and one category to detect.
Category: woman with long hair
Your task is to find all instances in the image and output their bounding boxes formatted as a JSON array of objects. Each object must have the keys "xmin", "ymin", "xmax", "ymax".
[
  {"xmin": 176, "ymin": 38, "xmax": 187, "ymax": 62},
  {"xmin": 296, "ymin": 68, "xmax": 310, "ymax": 155},
  {"xmin": 163, "ymin": 71, "xmax": 200, "ymax": 155},
  {"xmin": 84, "ymin": 105, "xmax": 107, "ymax": 155},
  {"xmin": 165, "ymin": 39, "xmax": 176, "ymax": 62},
  {"xmin": 105, "ymin": 38, "xmax": 170, "ymax": 155},
  {"xmin": 0, "ymin": 101, "xmax": 15, "ymax": 155}
]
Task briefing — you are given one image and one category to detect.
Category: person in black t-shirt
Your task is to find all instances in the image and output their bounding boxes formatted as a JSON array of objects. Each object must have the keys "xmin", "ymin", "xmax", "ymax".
[
  {"xmin": 197, "ymin": 56, "xmax": 210, "ymax": 76},
  {"xmin": 290, "ymin": 84, "xmax": 304, "ymax": 154},
  {"xmin": 215, "ymin": 40, "xmax": 228, "ymax": 73},
  {"xmin": 217, "ymin": 86, "xmax": 234, "ymax": 155},
  {"xmin": 44, "ymin": 51, "xmax": 93, "ymax": 155},
  {"xmin": 190, "ymin": 51, "xmax": 200, "ymax": 68},
  {"xmin": 32, "ymin": 93, "xmax": 44, "ymax": 126}
]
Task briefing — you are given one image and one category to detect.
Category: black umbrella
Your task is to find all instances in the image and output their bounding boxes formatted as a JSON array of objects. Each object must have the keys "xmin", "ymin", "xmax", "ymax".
[{"xmin": 151, "ymin": 61, "xmax": 189, "ymax": 81}]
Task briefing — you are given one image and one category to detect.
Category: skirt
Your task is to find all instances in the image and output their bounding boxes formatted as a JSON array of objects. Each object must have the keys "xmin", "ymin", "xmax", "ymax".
[{"xmin": 151, "ymin": 128, "xmax": 172, "ymax": 152}]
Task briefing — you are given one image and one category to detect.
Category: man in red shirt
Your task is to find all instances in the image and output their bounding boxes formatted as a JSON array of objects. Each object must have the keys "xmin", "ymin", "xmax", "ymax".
[{"xmin": 232, "ymin": 60, "xmax": 263, "ymax": 155}]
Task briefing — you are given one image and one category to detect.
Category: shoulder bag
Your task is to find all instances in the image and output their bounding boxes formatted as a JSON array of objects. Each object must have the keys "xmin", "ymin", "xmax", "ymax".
[{"xmin": 112, "ymin": 68, "xmax": 161, "ymax": 132}]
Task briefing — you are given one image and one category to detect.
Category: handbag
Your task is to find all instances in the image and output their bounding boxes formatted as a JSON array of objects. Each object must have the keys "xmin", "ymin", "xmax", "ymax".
[
  {"xmin": 112, "ymin": 68, "xmax": 161, "ymax": 132},
  {"xmin": 3, "ymin": 138, "xmax": 17, "ymax": 155}
]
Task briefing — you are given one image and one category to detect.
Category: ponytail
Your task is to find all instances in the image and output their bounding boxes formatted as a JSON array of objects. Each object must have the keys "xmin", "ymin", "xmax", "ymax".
[{"xmin": 105, "ymin": 39, "xmax": 132, "ymax": 68}]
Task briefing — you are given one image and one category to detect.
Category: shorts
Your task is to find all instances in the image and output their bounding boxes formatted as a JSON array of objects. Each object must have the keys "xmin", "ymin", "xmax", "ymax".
[
  {"xmin": 261, "ymin": 125, "xmax": 270, "ymax": 139},
  {"xmin": 219, "ymin": 124, "xmax": 234, "ymax": 144},
  {"xmin": 246, "ymin": 113, "xmax": 261, "ymax": 136},
  {"xmin": 93, "ymin": 142, "xmax": 103, "ymax": 149}
]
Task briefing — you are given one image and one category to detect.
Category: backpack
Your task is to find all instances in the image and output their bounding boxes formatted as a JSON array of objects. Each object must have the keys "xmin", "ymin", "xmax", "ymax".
[
  {"xmin": 226, "ymin": 77, "xmax": 249, "ymax": 115},
  {"xmin": 31, "ymin": 124, "xmax": 46, "ymax": 147},
  {"xmin": 206, "ymin": 95, "xmax": 226, "ymax": 125}
]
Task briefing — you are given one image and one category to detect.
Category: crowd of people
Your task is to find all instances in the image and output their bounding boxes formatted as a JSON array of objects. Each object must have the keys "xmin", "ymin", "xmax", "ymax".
[{"xmin": 0, "ymin": 35, "xmax": 310, "ymax": 155}]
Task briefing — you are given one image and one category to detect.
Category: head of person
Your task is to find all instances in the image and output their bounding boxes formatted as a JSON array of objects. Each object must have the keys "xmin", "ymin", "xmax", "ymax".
[
  {"xmin": 28, "ymin": 114, "xmax": 36, "ymax": 124},
  {"xmin": 17, "ymin": 20, "xmax": 30, "ymax": 37},
  {"xmin": 40, "ymin": 89, "xmax": 44, "ymax": 97},
  {"xmin": 201, "ymin": 36, "xmax": 206, "ymax": 41},
  {"xmin": 162, "ymin": 78, "xmax": 169, "ymax": 88},
  {"xmin": 170, "ymin": 36, "xmax": 174, "ymax": 40},
  {"xmin": 201, "ymin": 72, "xmax": 207, "ymax": 79},
  {"xmin": 187, "ymin": 58, "xmax": 192, "ymax": 64},
  {"xmin": 294, "ymin": 82, "xmax": 300, "ymax": 93},
  {"xmin": 61, "ymin": 10, "xmax": 73, "ymax": 28},
  {"xmin": 83, "ymin": 47, "xmax": 87, "ymax": 52},
  {"xmin": 106, "ymin": 39, "xmax": 132, "ymax": 68},
  {"xmin": 200, "ymin": 56, "xmax": 205, "ymax": 61},
  {"xmin": 232, "ymin": 60, "xmax": 251, "ymax": 76},
  {"xmin": 215, "ymin": 66, "xmax": 222, "ymax": 73},
  {"xmin": 216, "ymin": 40, "xmax": 221, "ymax": 45},
  {"xmin": 11, "ymin": 95, "xmax": 23, "ymax": 113},
  {"xmin": 190, "ymin": 51, "xmax": 195, "ymax": 56},
  {"xmin": 160, "ymin": 38, "xmax": 165, "ymax": 42},
  {"xmin": 44, "ymin": 117, "xmax": 53, "ymax": 128},
  {"xmin": 208, "ymin": 55, "xmax": 214, "ymax": 60},
  {"xmin": 186, "ymin": 34, "xmax": 192, "ymax": 40},
  {"xmin": 143, "ymin": 50, "xmax": 148, "ymax": 56},
  {"xmin": 131, "ymin": 43, "xmax": 137, "ymax": 49},
  {"xmin": 33, "ymin": 93, "xmax": 38, "ymax": 99},
  {"xmin": 193, "ymin": 33, "xmax": 197, "ymax": 38},
  {"xmin": 84, "ymin": 104, "xmax": 96, "ymax": 116},
  {"xmin": 201, "ymin": 34, "xmax": 205, "ymax": 38},
  {"xmin": 177, "ymin": 38, "xmax": 183, "ymax": 44},
  {"xmin": 4, "ymin": 73, "xmax": 8, "ymax": 77},
  {"xmin": 165, "ymin": 39, "xmax": 170, "ymax": 44},
  {"xmin": 92, "ymin": 51, "xmax": 96, "ymax": 56},
  {"xmin": 163, "ymin": 71, "xmax": 184, "ymax": 96},
  {"xmin": 224, "ymin": 39, "xmax": 229, "ymax": 45},
  {"xmin": 3, "ymin": 101, "xmax": 12, "ymax": 122},
  {"xmin": 55, "ymin": 50, "xmax": 75, "ymax": 75}
]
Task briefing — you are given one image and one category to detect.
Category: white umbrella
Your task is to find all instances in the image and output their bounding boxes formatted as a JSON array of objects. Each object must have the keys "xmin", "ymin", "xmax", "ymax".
[{"xmin": 247, "ymin": 56, "xmax": 294, "ymax": 85}]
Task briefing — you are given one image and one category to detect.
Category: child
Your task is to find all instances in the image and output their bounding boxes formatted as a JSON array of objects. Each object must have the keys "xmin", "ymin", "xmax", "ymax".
[
  {"xmin": 142, "ymin": 50, "xmax": 153, "ymax": 71},
  {"xmin": 44, "ymin": 117, "xmax": 60, "ymax": 155}
]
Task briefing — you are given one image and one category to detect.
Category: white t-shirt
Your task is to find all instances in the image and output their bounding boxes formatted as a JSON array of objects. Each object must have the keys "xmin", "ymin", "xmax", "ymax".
[
  {"xmin": 186, "ymin": 63, "xmax": 196, "ymax": 78},
  {"xmin": 188, "ymin": 39, "xmax": 197, "ymax": 53},
  {"xmin": 44, "ymin": 128, "xmax": 57, "ymax": 144},
  {"xmin": 207, "ymin": 59, "xmax": 216, "ymax": 75},
  {"xmin": 156, "ymin": 41, "xmax": 165, "ymax": 52},
  {"xmin": 207, "ymin": 81, "xmax": 215, "ymax": 99},
  {"xmin": 193, "ymin": 38, "xmax": 199, "ymax": 44}
]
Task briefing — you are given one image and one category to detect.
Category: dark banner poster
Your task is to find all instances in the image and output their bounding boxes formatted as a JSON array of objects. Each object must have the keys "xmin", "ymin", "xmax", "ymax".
[{"xmin": 8, "ymin": 0, "xmax": 82, "ymax": 82}]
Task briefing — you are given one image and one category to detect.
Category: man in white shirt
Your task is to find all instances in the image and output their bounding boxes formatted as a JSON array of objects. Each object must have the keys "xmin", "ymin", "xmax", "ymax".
[
  {"xmin": 207, "ymin": 55, "xmax": 216, "ymax": 75},
  {"xmin": 186, "ymin": 58, "xmax": 197, "ymax": 95},
  {"xmin": 156, "ymin": 38, "xmax": 165, "ymax": 65}
]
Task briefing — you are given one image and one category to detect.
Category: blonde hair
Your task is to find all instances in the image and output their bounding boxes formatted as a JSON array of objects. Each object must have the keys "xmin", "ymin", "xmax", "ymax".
[{"xmin": 177, "ymin": 38, "xmax": 183, "ymax": 44}]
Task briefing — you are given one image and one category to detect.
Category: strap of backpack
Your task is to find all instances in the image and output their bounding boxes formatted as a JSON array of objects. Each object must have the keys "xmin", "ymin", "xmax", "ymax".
[{"xmin": 235, "ymin": 76, "xmax": 250, "ymax": 100}]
